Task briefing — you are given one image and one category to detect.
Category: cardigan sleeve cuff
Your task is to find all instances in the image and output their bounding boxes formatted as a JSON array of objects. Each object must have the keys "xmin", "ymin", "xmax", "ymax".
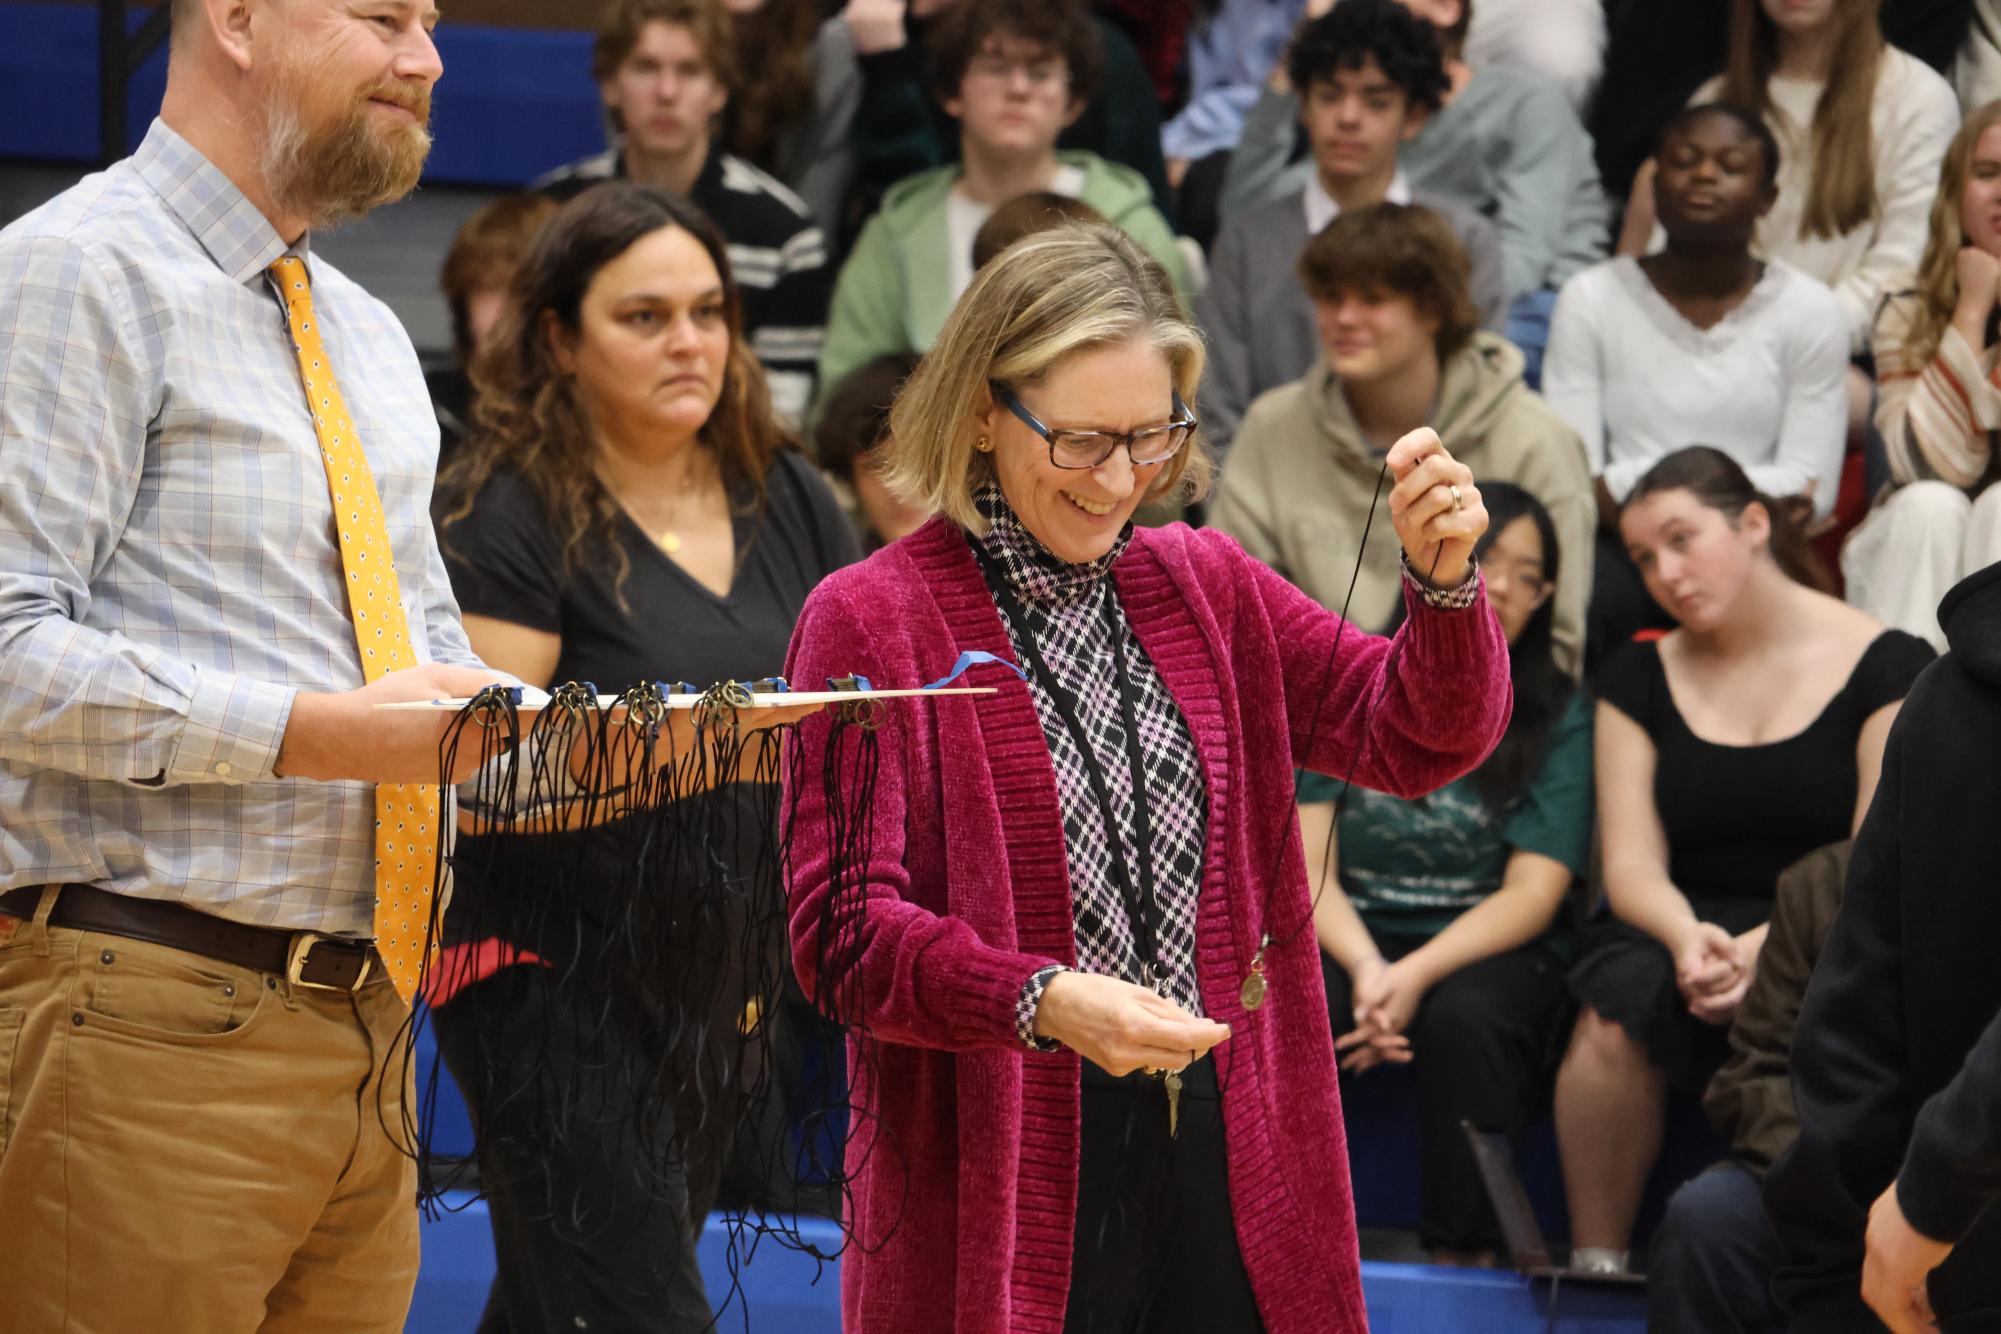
[{"xmin": 1016, "ymin": 964, "xmax": 1069, "ymax": 1052}]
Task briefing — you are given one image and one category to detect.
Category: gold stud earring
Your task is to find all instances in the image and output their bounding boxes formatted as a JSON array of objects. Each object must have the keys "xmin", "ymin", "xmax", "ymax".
[{"xmin": 976, "ymin": 436, "xmax": 992, "ymax": 452}]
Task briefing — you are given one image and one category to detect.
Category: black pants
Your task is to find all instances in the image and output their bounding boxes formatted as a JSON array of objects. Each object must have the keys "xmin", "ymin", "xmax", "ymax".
[
  {"xmin": 1064, "ymin": 1057, "xmax": 1266, "ymax": 1333},
  {"xmin": 1323, "ymin": 940, "xmax": 1572, "ymax": 1253},
  {"xmin": 431, "ymin": 965, "xmax": 722, "ymax": 1334},
  {"xmin": 1648, "ymin": 1161, "xmax": 1785, "ymax": 1334}
]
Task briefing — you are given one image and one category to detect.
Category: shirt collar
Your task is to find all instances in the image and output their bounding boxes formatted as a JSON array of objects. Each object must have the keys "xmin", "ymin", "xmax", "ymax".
[
  {"xmin": 971, "ymin": 484, "xmax": 1131, "ymax": 608},
  {"xmin": 1302, "ymin": 168, "xmax": 1412, "ymax": 235},
  {"xmin": 132, "ymin": 119, "xmax": 300, "ymax": 287}
]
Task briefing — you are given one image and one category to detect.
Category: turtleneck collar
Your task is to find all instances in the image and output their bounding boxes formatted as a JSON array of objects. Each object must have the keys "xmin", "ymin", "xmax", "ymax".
[{"xmin": 970, "ymin": 484, "xmax": 1132, "ymax": 608}]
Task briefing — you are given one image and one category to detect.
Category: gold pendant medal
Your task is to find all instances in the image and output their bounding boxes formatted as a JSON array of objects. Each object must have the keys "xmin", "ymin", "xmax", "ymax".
[{"xmin": 1239, "ymin": 947, "xmax": 1268, "ymax": 1012}]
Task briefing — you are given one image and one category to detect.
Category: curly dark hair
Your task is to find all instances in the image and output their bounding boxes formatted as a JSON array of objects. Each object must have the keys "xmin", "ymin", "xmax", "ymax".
[
  {"xmin": 1286, "ymin": 0, "xmax": 1449, "ymax": 114},
  {"xmin": 925, "ymin": 0, "xmax": 1104, "ymax": 108},
  {"xmin": 1297, "ymin": 202, "xmax": 1480, "ymax": 362},
  {"xmin": 439, "ymin": 184, "xmax": 790, "ymax": 596}
]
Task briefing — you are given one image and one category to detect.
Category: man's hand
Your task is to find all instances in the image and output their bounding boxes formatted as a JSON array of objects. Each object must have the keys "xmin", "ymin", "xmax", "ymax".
[
  {"xmin": 1033, "ymin": 972, "xmax": 1230, "ymax": 1076},
  {"xmin": 843, "ymin": 0, "xmax": 908, "ymax": 55},
  {"xmin": 276, "ymin": 663, "xmax": 518, "ymax": 786},
  {"xmin": 1862, "ymin": 1181, "xmax": 1952, "ymax": 1334}
]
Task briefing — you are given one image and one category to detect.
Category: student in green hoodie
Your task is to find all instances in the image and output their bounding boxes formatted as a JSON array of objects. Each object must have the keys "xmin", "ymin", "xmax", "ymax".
[
  {"xmin": 815, "ymin": 0, "xmax": 1189, "ymax": 402},
  {"xmin": 1211, "ymin": 201, "xmax": 1595, "ymax": 675}
]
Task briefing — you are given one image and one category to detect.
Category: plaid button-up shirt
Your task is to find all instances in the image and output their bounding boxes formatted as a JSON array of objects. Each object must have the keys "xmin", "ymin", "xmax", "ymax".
[
  {"xmin": 0, "ymin": 120, "xmax": 482, "ymax": 933},
  {"xmin": 969, "ymin": 490, "xmax": 1211, "ymax": 1049}
]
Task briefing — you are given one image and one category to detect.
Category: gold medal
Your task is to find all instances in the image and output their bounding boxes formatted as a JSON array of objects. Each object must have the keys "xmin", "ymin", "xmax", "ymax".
[{"xmin": 1239, "ymin": 949, "xmax": 1267, "ymax": 1012}]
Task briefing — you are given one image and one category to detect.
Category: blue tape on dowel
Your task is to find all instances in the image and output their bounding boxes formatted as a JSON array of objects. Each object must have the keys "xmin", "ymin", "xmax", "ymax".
[{"xmin": 922, "ymin": 650, "xmax": 1027, "ymax": 690}]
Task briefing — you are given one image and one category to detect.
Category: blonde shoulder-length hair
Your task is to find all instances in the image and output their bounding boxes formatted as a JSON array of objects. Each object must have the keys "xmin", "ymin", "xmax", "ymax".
[
  {"xmin": 1899, "ymin": 100, "xmax": 2001, "ymax": 369},
  {"xmin": 881, "ymin": 223, "xmax": 1212, "ymax": 534}
]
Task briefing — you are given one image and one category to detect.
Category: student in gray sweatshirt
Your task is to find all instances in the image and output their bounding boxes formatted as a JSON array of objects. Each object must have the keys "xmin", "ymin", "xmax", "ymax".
[
  {"xmin": 1198, "ymin": 0, "xmax": 1505, "ymax": 457},
  {"xmin": 1221, "ymin": 0, "xmax": 1609, "ymax": 383}
]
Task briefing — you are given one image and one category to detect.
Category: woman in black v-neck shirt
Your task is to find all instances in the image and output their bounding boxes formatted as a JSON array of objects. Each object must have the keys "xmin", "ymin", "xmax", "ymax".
[
  {"xmin": 428, "ymin": 185, "xmax": 858, "ymax": 1333},
  {"xmin": 1550, "ymin": 448, "xmax": 1932, "ymax": 1277}
]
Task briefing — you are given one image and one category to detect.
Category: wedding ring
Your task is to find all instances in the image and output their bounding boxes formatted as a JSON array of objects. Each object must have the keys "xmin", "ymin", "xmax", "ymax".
[{"xmin": 1449, "ymin": 484, "xmax": 1464, "ymax": 513}]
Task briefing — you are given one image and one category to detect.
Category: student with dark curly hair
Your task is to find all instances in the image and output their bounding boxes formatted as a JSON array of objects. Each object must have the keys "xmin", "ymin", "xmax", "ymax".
[
  {"xmin": 1223, "ymin": 0, "xmax": 1612, "ymax": 385},
  {"xmin": 1199, "ymin": 0, "xmax": 1506, "ymax": 454}
]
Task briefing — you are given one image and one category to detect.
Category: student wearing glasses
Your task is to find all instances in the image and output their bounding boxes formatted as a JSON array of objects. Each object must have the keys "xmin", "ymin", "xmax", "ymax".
[
  {"xmin": 814, "ymin": 0, "xmax": 1187, "ymax": 402},
  {"xmin": 783, "ymin": 223, "xmax": 1509, "ymax": 1333}
]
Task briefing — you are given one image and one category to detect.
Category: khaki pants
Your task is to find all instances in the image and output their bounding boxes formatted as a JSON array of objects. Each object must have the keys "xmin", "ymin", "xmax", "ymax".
[{"xmin": 0, "ymin": 889, "xmax": 421, "ymax": 1332}]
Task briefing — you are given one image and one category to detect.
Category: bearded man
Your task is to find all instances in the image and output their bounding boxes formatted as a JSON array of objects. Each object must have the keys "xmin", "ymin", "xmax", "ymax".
[{"xmin": 0, "ymin": 0, "xmax": 511, "ymax": 1327}]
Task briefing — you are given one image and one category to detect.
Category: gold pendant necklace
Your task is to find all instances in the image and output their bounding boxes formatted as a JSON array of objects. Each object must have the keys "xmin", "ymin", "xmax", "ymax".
[{"xmin": 657, "ymin": 529, "xmax": 683, "ymax": 555}]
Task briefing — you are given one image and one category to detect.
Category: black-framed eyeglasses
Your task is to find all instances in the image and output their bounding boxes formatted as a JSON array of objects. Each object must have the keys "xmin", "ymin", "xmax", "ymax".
[{"xmin": 991, "ymin": 381, "xmax": 1197, "ymax": 471}]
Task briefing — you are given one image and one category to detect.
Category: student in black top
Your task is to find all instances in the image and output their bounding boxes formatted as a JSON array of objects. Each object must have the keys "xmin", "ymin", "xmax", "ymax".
[
  {"xmin": 1764, "ymin": 562, "xmax": 2001, "ymax": 1332},
  {"xmin": 535, "ymin": 0, "xmax": 831, "ymax": 425},
  {"xmin": 1551, "ymin": 446, "xmax": 1932, "ymax": 1277},
  {"xmin": 430, "ymin": 183, "xmax": 857, "ymax": 1332}
]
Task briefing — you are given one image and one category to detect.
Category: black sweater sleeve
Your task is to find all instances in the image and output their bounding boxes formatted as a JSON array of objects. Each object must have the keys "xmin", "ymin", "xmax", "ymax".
[
  {"xmin": 1899, "ymin": 999, "xmax": 2001, "ymax": 1242},
  {"xmin": 1765, "ymin": 697, "xmax": 1916, "ymax": 1330}
]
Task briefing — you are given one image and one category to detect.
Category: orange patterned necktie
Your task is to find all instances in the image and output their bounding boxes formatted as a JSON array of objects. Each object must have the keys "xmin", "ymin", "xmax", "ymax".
[{"xmin": 271, "ymin": 255, "xmax": 438, "ymax": 1003}]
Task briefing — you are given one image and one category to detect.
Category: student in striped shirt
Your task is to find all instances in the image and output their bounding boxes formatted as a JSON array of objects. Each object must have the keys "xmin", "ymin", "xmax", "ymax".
[
  {"xmin": 535, "ymin": 0, "xmax": 830, "ymax": 425},
  {"xmin": 1846, "ymin": 102, "xmax": 2001, "ymax": 652}
]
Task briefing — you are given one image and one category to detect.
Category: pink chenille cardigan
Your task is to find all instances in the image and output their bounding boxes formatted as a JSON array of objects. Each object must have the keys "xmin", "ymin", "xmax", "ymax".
[{"xmin": 783, "ymin": 515, "xmax": 1511, "ymax": 1333}]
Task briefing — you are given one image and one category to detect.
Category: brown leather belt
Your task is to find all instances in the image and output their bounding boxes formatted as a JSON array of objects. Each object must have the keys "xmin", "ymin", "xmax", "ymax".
[{"xmin": 0, "ymin": 884, "xmax": 381, "ymax": 991}]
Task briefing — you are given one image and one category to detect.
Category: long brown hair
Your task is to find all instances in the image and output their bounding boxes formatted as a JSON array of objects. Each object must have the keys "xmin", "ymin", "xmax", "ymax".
[
  {"xmin": 1719, "ymin": 0, "xmax": 1885, "ymax": 242},
  {"xmin": 1624, "ymin": 446, "xmax": 1831, "ymax": 591},
  {"xmin": 724, "ymin": 0, "xmax": 820, "ymax": 171},
  {"xmin": 439, "ymin": 183, "xmax": 789, "ymax": 592},
  {"xmin": 1899, "ymin": 100, "xmax": 2001, "ymax": 369}
]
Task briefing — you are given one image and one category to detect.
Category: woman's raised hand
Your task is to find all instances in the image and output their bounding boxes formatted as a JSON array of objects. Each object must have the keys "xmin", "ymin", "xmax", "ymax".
[
  {"xmin": 1032, "ymin": 971, "xmax": 1231, "ymax": 1077},
  {"xmin": 1386, "ymin": 427, "xmax": 1487, "ymax": 590}
]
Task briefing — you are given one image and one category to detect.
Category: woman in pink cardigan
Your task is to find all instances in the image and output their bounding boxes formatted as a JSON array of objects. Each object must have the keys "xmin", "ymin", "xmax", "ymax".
[{"xmin": 783, "ymin": 224, "xmax": 1512, "ymax": 1333}]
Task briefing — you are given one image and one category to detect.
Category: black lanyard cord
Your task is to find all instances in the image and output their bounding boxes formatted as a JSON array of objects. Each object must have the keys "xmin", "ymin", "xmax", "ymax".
[{"xmin": 976, "ymin": 546, "xmax": 1168, "ymax": 990}]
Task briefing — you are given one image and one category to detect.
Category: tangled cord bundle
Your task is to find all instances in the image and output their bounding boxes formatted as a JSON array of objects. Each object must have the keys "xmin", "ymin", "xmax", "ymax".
[{"xmin": 382, "ymin": 680, "xmax": 897, "ymax": 1326}]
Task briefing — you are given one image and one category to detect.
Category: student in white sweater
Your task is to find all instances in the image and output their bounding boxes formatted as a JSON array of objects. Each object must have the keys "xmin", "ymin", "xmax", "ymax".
[
  {"xmin": 1547, "ymin": 103, "xmax": 1849, "ymax": 667},
  {"xmin": 1845, "ymin": 103, "xmax": 2001, "ymax": 651},
  {"xmin": 1621, "ymin": 0, "xmax": 1960, "ymax": 359}
]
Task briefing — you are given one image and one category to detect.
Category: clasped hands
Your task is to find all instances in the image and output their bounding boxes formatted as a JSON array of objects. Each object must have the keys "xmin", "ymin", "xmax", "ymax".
[
  {"xmin": 1673, "ymin": 921, "xmax": 1762, "ymax": 1025},
  {"xmin": 1334, "ymin": 953, "xmax": 1430, "ymax": 1074}
]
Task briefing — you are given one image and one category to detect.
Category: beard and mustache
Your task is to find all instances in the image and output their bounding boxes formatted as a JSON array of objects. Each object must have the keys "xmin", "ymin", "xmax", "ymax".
[{"xmin": 256, "ymin": 50, "xmax": 433, "ymax": 229}]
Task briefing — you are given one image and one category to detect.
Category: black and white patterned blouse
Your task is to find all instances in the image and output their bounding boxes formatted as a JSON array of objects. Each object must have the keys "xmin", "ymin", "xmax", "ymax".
[{"xmin": 968, "ymin": 488, "xmax": 1211, "ymax": 1051}]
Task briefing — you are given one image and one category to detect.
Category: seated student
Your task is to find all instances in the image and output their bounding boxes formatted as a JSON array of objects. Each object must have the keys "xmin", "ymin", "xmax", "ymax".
[
  {"xmin": 816, "ymin": 0, "xmax": 1188, "ymax": 397},
  {"xmin": 716, "ymin": 0, "xmax": 857, "ymax": 238},
  {"xmin": 814, "ymin": 352, "xmax": 930, "ymax": 551},
  {"xmin": 1542, "ymin": 102, "xmax": 1849, "ymax": 668},
  {"xmin": 433, "ymin": 192, "xmax": 558, "ymax": 465},
  {"xmin": 1645, "ymin": 840, "xmax": 1850, "ymax": 1334},
  {"xmin": 1625, "ymin": 0, "xmax": 1961, "ymax": 360},
  {"xmin": 1314, "ymin": 481, "xmax": 1590, "ymax": 1266},
  {"xmin": 1162, "ymin": 0, "xmax": 1307, "ymax": 178},
  {"xmin": 534, "ymin": 0, "xmax": 829, "ymax": 422},
  {"xmin": 1210, "ymin": 202, "xmax": 1595, "ymax": 672},
  {"xmin": 816, "ymin": 0, "xmax": 1172, "ymax": 241},
  {"xmin": 968, "ymin": 189, "xmax": 1108, "ymax": 270},
  {"xmin": 1846, "ymin": 102, "xmax": 2001, "ymax": 651},
  {"xmin": 1200, "ymin": 0, "xmax": 1506, "ymax": 454},
  {"xmin": 1221, "ymin": 0, "xmax": 1612, "ymax": 383},
  {"xmin": 1552, "ymin": 447, "xmax": 1933, "ymax": 1278}
]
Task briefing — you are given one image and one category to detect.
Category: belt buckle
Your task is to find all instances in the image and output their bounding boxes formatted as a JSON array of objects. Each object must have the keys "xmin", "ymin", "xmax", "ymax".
[{"xmin": 285, "ymin": 933, "xmax": 371, "ymax": 992}]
